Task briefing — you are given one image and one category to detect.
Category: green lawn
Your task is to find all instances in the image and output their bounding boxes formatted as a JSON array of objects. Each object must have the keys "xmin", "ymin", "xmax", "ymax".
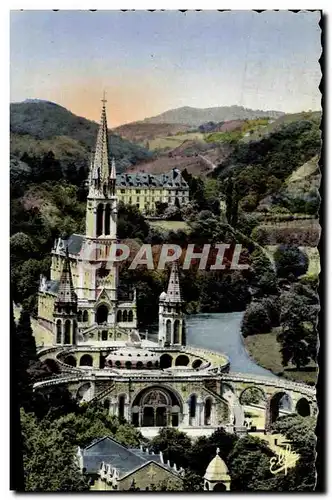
[
  {"xmin": 148, "ymin": 132, "xmax": 205, "ymax": 151},
  {"xmin": 244, "ymin": 329, "xmax": 317, "ymax": 385},
  {"xmin": 149, "ymin": 220, "xmax": 189, "ymax": 232}
]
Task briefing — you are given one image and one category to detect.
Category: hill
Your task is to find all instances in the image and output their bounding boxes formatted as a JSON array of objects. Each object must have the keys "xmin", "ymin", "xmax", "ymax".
[
  {"xmin": 113, "ymin": 122, "xmax": 191, "ymax": 144},
  {"xmin": 10, "ymin": 101, "xmax": 153, "ymax": 173},
  {"xmin": 139, "ymin": 105, "xmax": 285, "ymax": 126}
]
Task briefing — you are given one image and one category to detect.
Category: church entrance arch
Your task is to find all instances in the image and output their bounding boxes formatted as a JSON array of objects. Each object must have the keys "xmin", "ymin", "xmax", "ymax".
[
  {"xmin": 96, "ymin": 304, "xmax": 108, "ymax": 324},
  {"xmin": 131, "ymin": 386, "xmax": 182, "ymax": 428}
]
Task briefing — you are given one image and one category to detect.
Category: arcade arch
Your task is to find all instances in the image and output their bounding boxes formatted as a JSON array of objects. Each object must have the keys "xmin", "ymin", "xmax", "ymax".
[
  {"xmin": 296, "ymin": 397, "xmax": 311, "ymax": 417},
  {"xmin": 239, "ymin": 386, "xmax": 267, "ymax": 406},
  {"xmin": 80, "ymin": 354, "xmax": 93, "ymax": 367},
  {"xmin": 64, "ymin": 355, "xmax": 77, "ymax": 367},
  {"xmin": 160, "ymin": 353, "xmax": 172, "ymax": 369},
  {"xmin": 266, "ymin": 391, "xmax": 293, "ymax": 427},
  {"xmin": 175, "ymin": 355, "xmax": 189, "ymax": 366}
]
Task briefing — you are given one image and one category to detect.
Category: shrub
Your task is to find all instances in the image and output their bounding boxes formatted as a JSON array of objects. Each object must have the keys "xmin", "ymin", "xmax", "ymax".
[
  {"xmin": 274, "ymin": 245, "xmax": 309, "ymax": 278},
  {"xmin": 241, "ymin": 301, "xmax": 272, "ymax": 337}
]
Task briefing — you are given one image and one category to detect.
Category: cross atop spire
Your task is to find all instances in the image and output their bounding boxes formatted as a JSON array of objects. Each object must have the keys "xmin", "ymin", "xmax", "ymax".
[
  {"xmin": 101, "ymin": 90, "xmax": 107, "ymax": 105},
  {"xmin": 166, "ymin": 261, "xmax": 183, "ymax": 303}
]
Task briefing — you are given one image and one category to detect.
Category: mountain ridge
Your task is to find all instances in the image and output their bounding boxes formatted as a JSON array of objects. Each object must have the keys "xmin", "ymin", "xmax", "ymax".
[{"xmin": 137, "ymin": 104, "xmax": 285, "ymax": 126}]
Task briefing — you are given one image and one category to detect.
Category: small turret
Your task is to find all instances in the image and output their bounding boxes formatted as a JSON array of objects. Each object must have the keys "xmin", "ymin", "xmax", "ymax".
[
  {"xmin": 203, "ymin": 448, "xmax": 231, "ymax": 491},
  {"xmin": 53, "ymin": 244, "xmax": 78, "ymax": 346},
  {"xmin": 158, "ymin": 261, "xmax": 186, "ymax": 347}
]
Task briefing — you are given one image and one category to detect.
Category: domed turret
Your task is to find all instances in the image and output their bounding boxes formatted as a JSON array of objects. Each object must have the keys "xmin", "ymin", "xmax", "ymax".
[
  {"xmin": 203, "ymin": 448, "xmax": 231, "ymax": 491},
  {"xmin": 105, "ymin": 348, "xmax": 160, "ymax": 370}
]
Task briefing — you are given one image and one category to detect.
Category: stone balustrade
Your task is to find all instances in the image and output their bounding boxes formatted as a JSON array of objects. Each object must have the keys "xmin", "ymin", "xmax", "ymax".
[{"xmin": 221, "ymin": 373, "xmax": 316, "ymax": 397}]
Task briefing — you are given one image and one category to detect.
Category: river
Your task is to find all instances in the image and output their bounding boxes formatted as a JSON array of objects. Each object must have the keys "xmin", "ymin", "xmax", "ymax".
[{"xmin": 186, "ymin": 312, "xmax": 277, "ymax": 378}]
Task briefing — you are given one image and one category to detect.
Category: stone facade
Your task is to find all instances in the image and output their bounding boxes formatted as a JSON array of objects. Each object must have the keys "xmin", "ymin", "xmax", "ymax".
[{"xmin": 116, "ymin": 170, "xmax": 189, "ymax": 215}]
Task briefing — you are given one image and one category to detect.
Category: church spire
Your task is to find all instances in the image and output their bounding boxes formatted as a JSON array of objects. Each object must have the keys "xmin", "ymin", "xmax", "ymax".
[
  {"xmin": 92, "ymin": 93, "xmax": 110, "ymax": 185},
  {"xmin": 56, "ymin": 245, "xmax": 77, "ymax": 305},
  {"xmin": 166, "ymin": 261, "xmax": 183, "ymax": 303}
]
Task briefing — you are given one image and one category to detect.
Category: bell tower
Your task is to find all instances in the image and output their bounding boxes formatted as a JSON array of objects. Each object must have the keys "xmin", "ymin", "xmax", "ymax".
[
  {"xmin": 158, "ymin": 262, "xmax": 186, "ymax": 347},
  {"xmin": 53, "ymin": 245, "xmax": 78, "ymax": 346},
  {"xmin": 85, "ymin": 93, "xmax": 117, "ymax": 240}
]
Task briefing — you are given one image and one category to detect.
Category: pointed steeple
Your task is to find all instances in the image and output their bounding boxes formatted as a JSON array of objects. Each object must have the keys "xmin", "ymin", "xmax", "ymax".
[
  {"xmin": 56, "ymin": 245, "xmax": 77, "ymax": 305},
  {"xmin": 109, "ymin": 157, "xmax": 116, "ymax": 196},
  {"xmin": 110, "ymin": 157, "xmax": 116, "ymax": 179},
  {"xmin": 92, "ymin": 93, "xmax": 110, "ymax": 184},
  {"xmin": 166, "ymin": 261, "xmax": 183, "ymax": 302}
]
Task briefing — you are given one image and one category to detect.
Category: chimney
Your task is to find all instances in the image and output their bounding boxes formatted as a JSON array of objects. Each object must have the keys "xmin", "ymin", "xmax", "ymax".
[{"xmin": 159, "ymin": 451, "xmax": 164, "ymax": 464}]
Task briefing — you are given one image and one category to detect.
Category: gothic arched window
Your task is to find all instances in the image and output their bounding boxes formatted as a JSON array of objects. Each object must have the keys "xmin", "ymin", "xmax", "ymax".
[
  {"xmin": 64, "ymin": 320, "xmax": 71, "ymax": 344},
  {"xmin": 56, "ymin": 320, "xmax": 62, "ymax": 344}
]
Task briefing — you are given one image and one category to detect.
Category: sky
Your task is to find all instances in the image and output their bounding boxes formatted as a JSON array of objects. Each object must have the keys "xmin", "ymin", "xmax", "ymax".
[{"xmin": 10, "ymin": 10, "xmax": 322, "ymax": 127}]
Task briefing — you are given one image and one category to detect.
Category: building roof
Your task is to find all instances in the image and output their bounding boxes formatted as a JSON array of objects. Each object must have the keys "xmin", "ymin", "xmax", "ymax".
[
  {"xmin": 116, "ymin": 169, "xmax": 188, "ymax": 189},
  {"xmin": 91, "ymin": 99, "xmax": 110, "ymax": 182},
  {"xmin": 43, "ymin": 279, "xmax": 59, "ymax": 295},
  {"xmin": 166, "ymin": 261, "xmax": 183, "ymax": 303},
  {"xmin": 204, "ymin": 448, "xmax": 229, "ymax": 481},
  {"xmin": 66, "ymin": 234, "xmax": 84, "ymax": 255},
  {"xmin": 106, "ymin": 347, "xmax": 160, "ymax": 364},
  {"xmin": 81, "ymin": 436, "xmax": 176, "ymax": 478},
  {"xmin": 56, "ymin": 246, "xmax": 77, "ymax": 304}
]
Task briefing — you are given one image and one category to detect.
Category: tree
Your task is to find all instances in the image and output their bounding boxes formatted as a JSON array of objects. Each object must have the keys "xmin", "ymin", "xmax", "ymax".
[
  {"xmin": 21, "ymin": 410, "xmax": 90, "ymax": 492},
  {"xmin": 274, "ymin": 245, "xmax": 309, "ymax": 279},
  {"xmin": 227, "ymin": 435, "xmax": 275, "ymax": 491},
  {"xmin": 241, "ymin": 301, "xmax": 272, "ymax": 337},
  {"xmin": 117, "ymin": 202, "xmax": 150, "ymax": 241},
  {"xmin": 186, "ymin": 428, "xmax": 237, "ymax": 476},
  {"xmin": 164, "ymin": 204, "xmax": 182, "ymax": 221},
  {"xmin": 151, "ymin": 428, "xmax": 192, "ymax": 469},
  {"xmin": 249, "ymin": 250, "xmax": 278, "ymax": 297},
  {"xmin": 182, "ymin": 470, "xmax": 203, "ymax": 491},
  {"xmin": 10, "ymin": 302, "xmax": 25, "ymax": 491},
  {"xmin": 277, "ymin": 283, "xmax": 319, "ymax": 369},
  {"xmin": 271, "ymin": 415, "xmax": 316, "ymax": 491}
]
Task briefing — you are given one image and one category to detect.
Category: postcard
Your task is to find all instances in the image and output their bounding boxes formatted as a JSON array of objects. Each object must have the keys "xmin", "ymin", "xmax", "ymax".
[{"xmin": 10, "ymin": 9, "xmax": 322, "ymax": 492}]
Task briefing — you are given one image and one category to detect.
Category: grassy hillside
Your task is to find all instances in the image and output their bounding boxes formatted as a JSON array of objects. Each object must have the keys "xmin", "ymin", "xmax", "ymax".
[
  {"xmin": 244, "ymin": 329, "xmax": 317, "ymax": 385},
  {"xmin": 140, "ymin": 104, "xmax": 284, "ymax": 126},
  {"xmin": 10, "ymin": 100, "xmax": 153, "ymax": 173},
  {"xmin": 241, "ymin": 111, "xmax": 321, "ymax": 143},
  {"xmin": 212, "ymin": 112, "xmax": 321, "ymax": 215},
  {"xmin": 113, "ymin": 122, "xmax": 191, "ymax": 144}
]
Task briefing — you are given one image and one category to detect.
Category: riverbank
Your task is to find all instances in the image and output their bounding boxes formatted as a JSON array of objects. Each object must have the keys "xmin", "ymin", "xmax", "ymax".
[{"xmin": 243, "ymin": 329, "xmax": 317, "ymax": 386}]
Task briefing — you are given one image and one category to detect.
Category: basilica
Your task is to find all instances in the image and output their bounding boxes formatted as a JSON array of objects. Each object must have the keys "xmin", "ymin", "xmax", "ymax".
[{"xmin": 35, "ymin": 100, "xmax": 316, "ymax": 453}]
